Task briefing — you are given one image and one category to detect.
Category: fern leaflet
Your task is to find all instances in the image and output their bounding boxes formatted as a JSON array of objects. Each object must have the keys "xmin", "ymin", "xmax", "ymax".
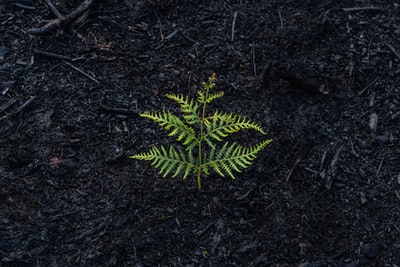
[
  {"xmin": 198, "ymin": 90, "xmax": 224, "ymax": 104},
  {"xmin": 140, "ymin": 111, "xmax": 198, "ymax": 149},
  {"xmin": 165, "ymin": 94, "xmax": 200, "ymax": 125},
  {"xmin": 202, "ymin": 139, "xmax": 272, "ymax": 179},
  {"xmin": 204, "ymin": 111, "xmax": 266, "ymax": 144},
  {"xmin": 130, "ymin": 145, "xmax": 197, "ymax": 179}
]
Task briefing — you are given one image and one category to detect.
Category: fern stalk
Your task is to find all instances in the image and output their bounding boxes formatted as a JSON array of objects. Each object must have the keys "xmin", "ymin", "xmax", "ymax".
[
  {"xmin": 197, "ymin": 98, "xmax": 206, "ymax": 189},
  {"xmin": 196, "ymin": 74, "xmax": 214, "ymax": 189}
]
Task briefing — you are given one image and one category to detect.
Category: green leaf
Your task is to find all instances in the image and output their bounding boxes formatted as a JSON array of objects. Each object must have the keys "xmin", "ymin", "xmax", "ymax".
[
  {"xmin": 140, "ymin": 111, "xmax": 198, "ymax": 148},
  {"xmin": 197, "ymin": 91, "xmax": 224, "ymax": 104},
  {"xmin": 130, "ymin": 145, "xmax": 197, "ymax": 178},
  {"xmin": 204, "ymin": 111, "xmax": 267, "ymax": 143},
  {"xmin": 202, "ymin": 139, "xmax": 272, "ymax": 179},
  {"xmin": 166, "ymin": 94, "xmax": 200, "ymax": 125}
]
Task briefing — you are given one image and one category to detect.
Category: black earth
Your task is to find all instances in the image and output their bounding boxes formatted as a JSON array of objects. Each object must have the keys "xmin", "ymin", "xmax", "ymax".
[{"xmin": 1, "ymin": 1, "xmax": 399, "ymax": 266}]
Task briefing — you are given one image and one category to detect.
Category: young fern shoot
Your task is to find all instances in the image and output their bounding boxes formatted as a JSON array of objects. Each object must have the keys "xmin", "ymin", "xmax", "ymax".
[{"xmin": 130, "ymin": 73, "xmax": 272, "ymax": 189}]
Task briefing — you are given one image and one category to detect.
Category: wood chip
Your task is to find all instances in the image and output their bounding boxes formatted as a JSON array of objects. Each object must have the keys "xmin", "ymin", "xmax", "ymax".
[{"xmin": 369, "ymin": 113, "xmax": 378, "ymax": 131}]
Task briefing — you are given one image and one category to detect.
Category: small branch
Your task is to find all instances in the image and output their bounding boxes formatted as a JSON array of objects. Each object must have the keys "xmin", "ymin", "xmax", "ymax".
[
  {"xmin": 157, "ymin": 17, "xmax": 164, "ymax": 42},
  {"xmin": 99, "ymin": 105, "xmax": 138, "ymax": 116},
  {"xmin": 231, "ymin": 10, "xmax": 238, "ymax": 42},
  {"xmin": 375, "ymin": 156, "xmax": 385, "ymax": 178},
  {"xmin": 28, "ymin": 0, "xmax": 96, "ymax": 35},
  {"xmin": 252, "ymin": 39, "xmax": 257, "ymax": 77},
  {"xmin": 15, "ymin": 3, "xmax": 35, "ymax": 10},
  {"xmin": 384, "ymin": 42, "xmax": 400, "ymax": 61},
  {"xmin": 62, "ymin": 60, "xmax": 100, "ymax": 85},
  {"xmin": 33, "ymin": 49, "xmax": 71, "ymax": 61},
  {"xmin": 342, "ymin": 6, "xmax": 385, "ymax": 12},
  {"xmin": 325, "ymin": 145, "xmax": 342, "ymax": 190},
  {"xmin": 63, "ymin": 0, "xmax": 95, "ymax": 22},
  {"xmin": 16, "ymin": 97, "xmax": 35, "ymax": 113},
  {"xmin": 165, "ymin": 29, "xmax": 179, "ymax": 41},
  {"xmin": 0, "ymin": 98, "xmax": 17, "ymax": 112},
  {"xmin": 44, "ymin": 0, "xmax": 63, "ymax": 18},
  {"xmin": 358, "ymin": 77, "xmax": 379, "ymax": 96},
  {"xmin": 286, "ymin": 158, "xmax": 301, "ymax": 182},
  {"xmin": 278, "ymin": 10, "xmax": 284, "ymax": 29}
]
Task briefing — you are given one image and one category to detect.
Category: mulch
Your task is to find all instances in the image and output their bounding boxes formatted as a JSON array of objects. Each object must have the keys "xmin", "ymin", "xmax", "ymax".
[{"xmin": 1, "ymin": 0, "xmax": 399, "ymax": 266}]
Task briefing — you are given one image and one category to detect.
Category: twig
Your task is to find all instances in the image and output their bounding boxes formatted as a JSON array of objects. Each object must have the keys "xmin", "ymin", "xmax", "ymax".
[
  {"xmin": 165, "ymin": 29, "xmax": 179, "ymax": 41},
  {"xmin": 181, "ymin": 34, "xmax": 198, "ymax": 45},
  {"xmin": 16, "ymin": 97, "xmax": 35, "ymax": 113},
  {"xmin": 0, "ymin": 98, "xmax": 17, "ymax": 112},
  {"xmin": 358, "ymin": 77, "xmax": 378, "ymax": 96},
  {"xmin": 342, "ymin": 6, "xmax": 385, "ymax": 12},
  {"xmin": 325, "ymin": 145, "xmax": 342, "ymax": 189},
  {"xmin": 278, "ymin": 10, "xmax": 284, "ymax": 29},
  {"xmin": 231, "ymin": 10, "xmax": 238, "ymax": 42},
  {"xmin": 375, "ymin": 156, "xmax": 385, "ymax": 178},
  {"xmin": 236, "ymin": 188, "xmax": 253, "ymax": 201},
  {"xmin": 319, "ymin": 151, "xmax": 327, "ymax": 172},
  {"xmin": 15, "ymin": 3, "xmax": 35, "ymax": 10},
  {"xmin": 28, "ymin": 0, "xmax": 96, "ymax": 35},
  {"xmin": 62, "ymin": 60, "xmax": 100, "ymax": 84},
  {"xmin": 157, "ymin": 17, "xmax": 164, "ymax": 42},
  {"xmin": 286, "ymin": 158, "xmax": 301, "ymax": 182},
  {"xmin": 44, "ymin": 0, "xmax": 63, "ymax": 18},
  {"xmin": 33, "ymin": 49, "xmax": 71, "ymax": 61},
  {"xmin": 384, "ymin": 42, "xmax": 400, "ymax": 61},
  {"xmin": 252, "ymin": 39, "xmax": 257, "ymax": 77},
  {"xmin": 99, "ymin": 105, "xmax": 138, "ymax": 116}
]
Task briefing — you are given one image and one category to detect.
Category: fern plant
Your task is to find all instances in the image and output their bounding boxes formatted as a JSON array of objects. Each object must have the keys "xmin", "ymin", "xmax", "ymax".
[{"xmin": 130, "ymin": 73, "xmax": 272, "ymax": 189}]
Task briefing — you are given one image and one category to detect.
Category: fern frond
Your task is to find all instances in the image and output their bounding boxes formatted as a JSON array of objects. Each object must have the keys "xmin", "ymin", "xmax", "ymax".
[
  {"xmin": 202, "ymin": 139, "xmax": 272, "ymax": 179},
  {"xmin": 204, "ymin": 111, "xmax": 267, "ymax": 144},
  {"xmin": 130, "ymin": 145, "xmax": 197, "ymax": 179},
  {"xmin": 165, "ymin": 94, "xmax": 200, "ymax": 125},
  {"xmin": 140, "ymin": 111, "xmax": 198, "ymax": 148},
  {"xmin": 197, "ymin": 90, "xmax": 224, "ymax": 104},
  {"xmin": 131, "ymin": 73, "xmax": 272, "ymax": 189}
]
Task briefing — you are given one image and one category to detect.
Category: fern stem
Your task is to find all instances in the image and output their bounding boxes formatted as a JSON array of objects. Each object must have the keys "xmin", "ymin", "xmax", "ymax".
[{"xmin": 197, "ymin": 78, "xmax": 212, "ymax": 189}]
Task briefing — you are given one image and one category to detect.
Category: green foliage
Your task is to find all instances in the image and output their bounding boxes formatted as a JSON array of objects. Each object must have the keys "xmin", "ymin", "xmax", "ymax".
[{"xmin": 130, "ymin": 73, "xmax": 272, "ymax": 189}]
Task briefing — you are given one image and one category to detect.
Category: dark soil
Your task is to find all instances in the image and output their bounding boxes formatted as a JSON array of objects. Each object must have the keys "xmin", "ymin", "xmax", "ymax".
[{"xmin": 1, "ymin": 1, "xmax": 400, "ymax": 266}]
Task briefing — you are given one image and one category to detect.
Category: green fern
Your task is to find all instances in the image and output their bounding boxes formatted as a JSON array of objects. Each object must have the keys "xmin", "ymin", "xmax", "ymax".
[{"xmin": 130, "ymin": 73, "xmax": 272, "ymax": 189}]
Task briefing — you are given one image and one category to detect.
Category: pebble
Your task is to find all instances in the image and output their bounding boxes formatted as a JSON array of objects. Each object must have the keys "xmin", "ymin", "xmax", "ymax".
[
  {"xmin": 299, "ymin": 262, "xmax": 326, "ymax": 267},
  {"xmin": 0, "ymin": 46, "xmax": 10, "ymax": 62},
  {"xmin": 375, "ymin": 134, "xmax": 389, "ymax": 143},
  {"xmin": 360, "ymin": 243, "xmax": 378, "ymax": 259},
  {"xmin": 143, "ymin": 128, "xmax": 155, "ymax": 134},
  {"xmin": 1, "ymin": 81, "xmax": 15, "ymax": 95}
]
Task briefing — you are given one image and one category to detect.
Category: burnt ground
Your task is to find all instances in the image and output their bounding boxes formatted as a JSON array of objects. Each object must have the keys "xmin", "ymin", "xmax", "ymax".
[{"xmin": 1, "ymin": 0, "xmax": 400, "ymax": 266}]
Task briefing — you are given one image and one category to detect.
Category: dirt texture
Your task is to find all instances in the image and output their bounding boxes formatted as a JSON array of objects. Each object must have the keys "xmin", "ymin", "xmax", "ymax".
[{"xmin": 1, "ymin": 0, "xmax": 400, "ymax": 266}]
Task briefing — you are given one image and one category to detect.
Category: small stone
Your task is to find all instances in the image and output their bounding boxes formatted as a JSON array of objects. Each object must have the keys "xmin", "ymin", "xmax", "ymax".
[
  {"xmin": 143, "ymin": 128, "xmax": 155, "ymax": 134},
  {"xmin": 238, "ymin": 243, "xmax": 258, "ymax": 253},
  {"xmin": 133, "ymin": 262, "xmax": 144, "ymax": 267},
  {"xmin": 375, "ymin": 134, "xmax": 389, "ymax": 143},
  {"xmin": 368, "ymin": 113, "xmax": 378, "ymax": 132},
  {"xmin": 299, "ymin": 262, "xmax": 326, "ymax": 267},
  {"xmin": 341, "ymin": 260, "xmax": 357, "ymax": 267},
  {"xmin": 360, "ymin": 192, "xmax": 367, "ymax": 204},
  {"xmin": 158, "ymin": 72, "xmax": 167, "ymax": 81},
  {"xmin": 360, "ymin": 243, "xmax": 378, "ymax": 259},
  {"xmin": 1, "ymin": 81, "xmax": 15, "ymax": 95},
  {"xmin": 0, "ymin": 46, "xmax": 10, "ymax": 62}
]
